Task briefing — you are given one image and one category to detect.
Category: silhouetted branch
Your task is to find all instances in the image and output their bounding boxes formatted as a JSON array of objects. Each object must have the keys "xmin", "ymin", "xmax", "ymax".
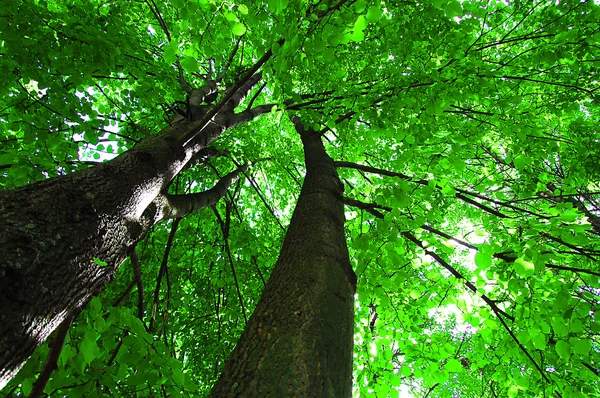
[
  {"xmin": 212, "ymin": 205, "xmax": 248, "ymax": 323},
  {"xmin": 29, "ymin": 311, "xmax": 78, "ymax": 398},
  {"xmin": 130, "ymin": 249, "xmax": 145, "ymax": 322},
  {"xmin": 149, "ymin": 219, "xmax": 180, "ymax": 332},
  {"xmin": 336, "ymin": 161, "xmax": 508, "ymax": 218}
]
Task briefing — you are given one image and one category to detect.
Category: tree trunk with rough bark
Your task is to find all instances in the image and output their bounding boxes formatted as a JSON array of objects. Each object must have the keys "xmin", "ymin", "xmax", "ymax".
[
  {"xmin": 210, "ymin": 118, "xmax": 356, "ymax": 397},
  {"xmin": 0, "ymin": 76, "xmax": 267, "ymax": 388}
]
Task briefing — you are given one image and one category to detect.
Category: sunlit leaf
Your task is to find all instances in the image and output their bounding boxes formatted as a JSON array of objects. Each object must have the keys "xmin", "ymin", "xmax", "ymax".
[
  {"xmin": 366, "ymin": 6, "xmax": 383, "ymax": 22},
  {"xmin": 475, "ymin": 252, "xmax": 492, "ymax": 270},
  {"xmin": 232, "ymin": 22, "xmax": 246, "ymax": 36},
  {"xmin": 513, "ymin": 257, "xmax": 535, "ymax": 278}
]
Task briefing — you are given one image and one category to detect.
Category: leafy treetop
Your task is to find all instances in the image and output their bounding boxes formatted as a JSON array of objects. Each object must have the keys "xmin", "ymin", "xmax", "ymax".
[{"xmin": 0, "ymin": 0, "xmax": 599, "ymax": 397}]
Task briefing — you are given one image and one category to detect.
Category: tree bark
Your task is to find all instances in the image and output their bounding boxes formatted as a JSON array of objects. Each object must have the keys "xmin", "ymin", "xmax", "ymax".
[
  {"xmin": 0, "ymin": 97, "xmax": 264, "ymax": 388},
  {"xmin": 210, "ymin": 118, "xmax": 356, "ymax": 397}
]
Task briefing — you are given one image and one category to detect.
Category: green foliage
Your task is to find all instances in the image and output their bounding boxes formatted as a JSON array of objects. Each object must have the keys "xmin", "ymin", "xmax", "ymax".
[
  {"xmin": 231, "ymin": 22, "xmax": 247, "ymax": 36},
  {"xmin": 92, "ymin": 258, "xmax": 108, "ymax": 267},
  {"xmin": 1, "ymin": 0, "xmax": 600, "ymax": 397}
]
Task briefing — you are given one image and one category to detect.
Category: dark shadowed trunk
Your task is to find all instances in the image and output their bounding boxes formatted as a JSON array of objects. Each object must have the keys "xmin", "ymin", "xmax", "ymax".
[
  {"xmin": 0, "ymin": 76, "xmax": 268, "ymax": 387},
  {"xmin": 210, "ymin": 117, "xmax": 356, "ymax": 397}
]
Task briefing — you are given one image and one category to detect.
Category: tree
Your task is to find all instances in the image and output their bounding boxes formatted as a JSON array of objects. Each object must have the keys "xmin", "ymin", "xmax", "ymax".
[
  {"xmin": 210, "ymin": 116, "xmax": 355, "ymax": 396},
  {"xmin": 1, "ymin": 0, "xmax": 599, "ymax": 397},
  {"xmin": 0, "ymin": 50, "xmax": 269, "ymax": 379}
]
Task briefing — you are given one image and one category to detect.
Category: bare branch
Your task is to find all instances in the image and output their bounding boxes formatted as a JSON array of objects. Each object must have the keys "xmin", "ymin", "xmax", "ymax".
[
  {"xmin": 401, "ymin": 232, "xmax": 515, "ymax": 322},
  {"xmin": 178, "ymin": 38, "xmax": 284, "ymax": 147},
  {"xmin": 212, "ymin": 205, "xmax": 248, "ymax": 323},
  {"xmin": 217, "ymin": 37, "xmax": 242, "ymax": 83},
  {"xmin": 149, "ymin": 219, "xmax": 180, "ymax": 332},
  {"xmin": 29, "ymin": 311, "xmax": 78, "ymax": 398},
  {"xmin": 130, "ymin": 249, "xmax": 145, "ymax": 322},
  {"xmin": 335, "ymin": 161, "xmax": 508, "ymax": 218}
]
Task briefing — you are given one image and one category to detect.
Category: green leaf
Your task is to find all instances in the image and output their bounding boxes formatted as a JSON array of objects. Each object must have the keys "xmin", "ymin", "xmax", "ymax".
[
  {"xmin": 172, "ymin": 367, "xmax": 185, "ymax": 385},
  {"xmin": 475, "ymin": 252, "xmax": 493, "ymax": 270},
  {"xmin": 446, "ymin": 0, "xmax": 462, "ymax": 16},
  {"xmin": 354, "ymin": 15, "xmax": 368, "ymax": 31},
  {"xmin": 552, "ymin": 316, "xmax": 570, "ymax": 337},
  {"xmin": 516, "ymin": 329, "xmax": 530, "ymax": 344},
  {"xmin": 570, "ymin": 318, "xmax": 583, "ymax": 333},
  {"xmin": 348, "ymin": 29, "xmax": 365, "ymax": 42},
  {"xmin": 366, "ymin": 6, "xmax": 383, "ymax": 22},
  {"xmin": 224, "ymin": 12, "xmax": 237, "ymax": 22},
  {"xmin": 441, "ymin": 185, "xmax": 456, "ymax": 195},
  {"xmin": 516, "ymin": 376, "xmax": 529, "ymax": 389},
  {"xmin": 555, "ymin": 340, "xmax": 571, "ymax": 360},
  {"xmin": 180, "ymin": 56, "xmax": 198, "ymax": 73},
  {"xmin": 232, "ymin": 23, "xmax": 247, "ymax": 36},
  {"xmin": 513, "ymin": 155, "xmax": 532, "ymax": 170},
  {"xmin": 238, "ymin": 4, "xmax": 249, "ymax": 15},
  {"xmin": 444, "ymin": 358, "xmax": 463, "ymax": 373},
  {"xmin": 89, "ymin": 297, "xmax": 102, "ymax": 316},
  {"xmin": 93, "ymin": 257, "xmax": 108, "ymax": 267},
  {"xmin": 531, "ymin": 333, "xmax": 547, "ymax": 350},
  {"xmin": 20, "ymin": 379, "xmax": 33, "ymax": 396},
  {"xmin": 80, "ymin": 331, "xmax": 99, "ymax": 365},
  {"xmin": 513, "ymin": 257, "xmax": 535, "ymax": 278},
  {"xmin": 570, "ymin": 337, "xmax": 591, "ymax": 355},
  {"xmin": 162, "ymin": 41, "xmax": 178, "ymax": 64},
  {"xmin": 354, "ymin": 0, "xmax": 367, "ymax": 13}
]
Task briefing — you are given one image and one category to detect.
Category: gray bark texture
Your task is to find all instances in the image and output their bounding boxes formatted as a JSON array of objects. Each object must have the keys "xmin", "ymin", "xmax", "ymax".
[
  {"xmin": 0, "ymin": 77, "xmax": 265, "ymax": 388},
  {"xmin": 210, "ymin": 118, "xmax": 356, "ymax": 397}
]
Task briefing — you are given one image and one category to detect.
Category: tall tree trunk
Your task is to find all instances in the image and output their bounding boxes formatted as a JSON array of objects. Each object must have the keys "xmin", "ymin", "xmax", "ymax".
[
  {"xmin": 210, "ymin": 118, "xmax": 357, "ymax": 397},
  {"xmin": 0, "ymin": 98, "xmax": 265, "ymax": 388}
]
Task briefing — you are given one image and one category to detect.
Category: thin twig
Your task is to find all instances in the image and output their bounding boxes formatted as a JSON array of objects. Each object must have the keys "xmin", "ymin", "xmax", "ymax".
[
  {"xmin": 213, "ymin": 205, "xmax": 248, "ymax": 323},
  {"xmin": 149, "ymin": 219, "xmax": 180, "ymax": 332}
]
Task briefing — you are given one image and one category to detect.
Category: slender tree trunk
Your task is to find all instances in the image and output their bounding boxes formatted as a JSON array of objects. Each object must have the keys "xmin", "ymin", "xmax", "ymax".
[
  {"xmin": 0, "ymin": 101, "xmax": 261, "ymax": 388},
  {"xmin": 210, "ymin": 118, "xmax": 357, "ymax": 397}
]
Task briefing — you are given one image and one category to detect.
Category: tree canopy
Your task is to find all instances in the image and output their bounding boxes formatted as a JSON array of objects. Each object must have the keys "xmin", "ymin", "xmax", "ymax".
[{"xmin": 1, "ymin": 0, "xmax": 599, "ymax": 396}]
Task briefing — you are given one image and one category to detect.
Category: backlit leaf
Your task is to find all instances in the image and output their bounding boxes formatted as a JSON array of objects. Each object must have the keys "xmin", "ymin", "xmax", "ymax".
[
  {"xmin": 514, "ymin": 257, "xmax": 535, "ymax": 278},
  {"xmin": 232, "ymin": 23, "xmax": 247, "ymax": 36}
]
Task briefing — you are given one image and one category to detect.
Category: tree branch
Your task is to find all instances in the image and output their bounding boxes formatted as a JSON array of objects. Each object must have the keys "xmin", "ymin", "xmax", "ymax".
[
  {"xmin": 225, "ymin": 104, "xmax": 276, "ymax": 129},
  {"xmin": 130, "ymin": 249, "xmax": 145, "ymax": 322},
  {"xmin": 188, "ymin": 81, "xmax": 219, "ymax": 108},
  {"xmin": 29, "ymin": 311, "xmax": 78, "ymax": 398},
  {"xmin": 241, "ymin": 167, "xmax": 286, "ymax": 231},
  {"xmin": 155, "ymin": 164, "xmax": 249, "ymax": 221},
  {"xmin": 221, "ymin": 73, "xmax": 263, "ymax": 113},
  {"xmin": 212, "ymin": 205, "xmax": 248, "ymax": 323},
  {"xmin": 245, "ymin": 81, "xmax": 267, "ymax": 111},
  {"xmin": 149, "ymin": 219, "xmax": 180, "ymax": 332},
  {"xmin": 217, "ymin": 37, "xmax": 242, "ymax": 83},
  {"xmin": 178, "ymin": 38, "xmax": 284, "ymax": 147},
  {"xmin": 342, "ymin": 197, "xmax": 390, "ymax": 219},
  {"xmin": 401, "ymin": 232, "xmax": 515, "ymax": 321},
  {"xmin": 335, "ymin": 161, "xmax": 508, "ymax": 218},
  {"xmin": 582, "ymin": 362, "xmax": 599, "ymax": 378},
  {"xmin": 113, "ymin": 280, "xmax": 136, "ymax": 307}
]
